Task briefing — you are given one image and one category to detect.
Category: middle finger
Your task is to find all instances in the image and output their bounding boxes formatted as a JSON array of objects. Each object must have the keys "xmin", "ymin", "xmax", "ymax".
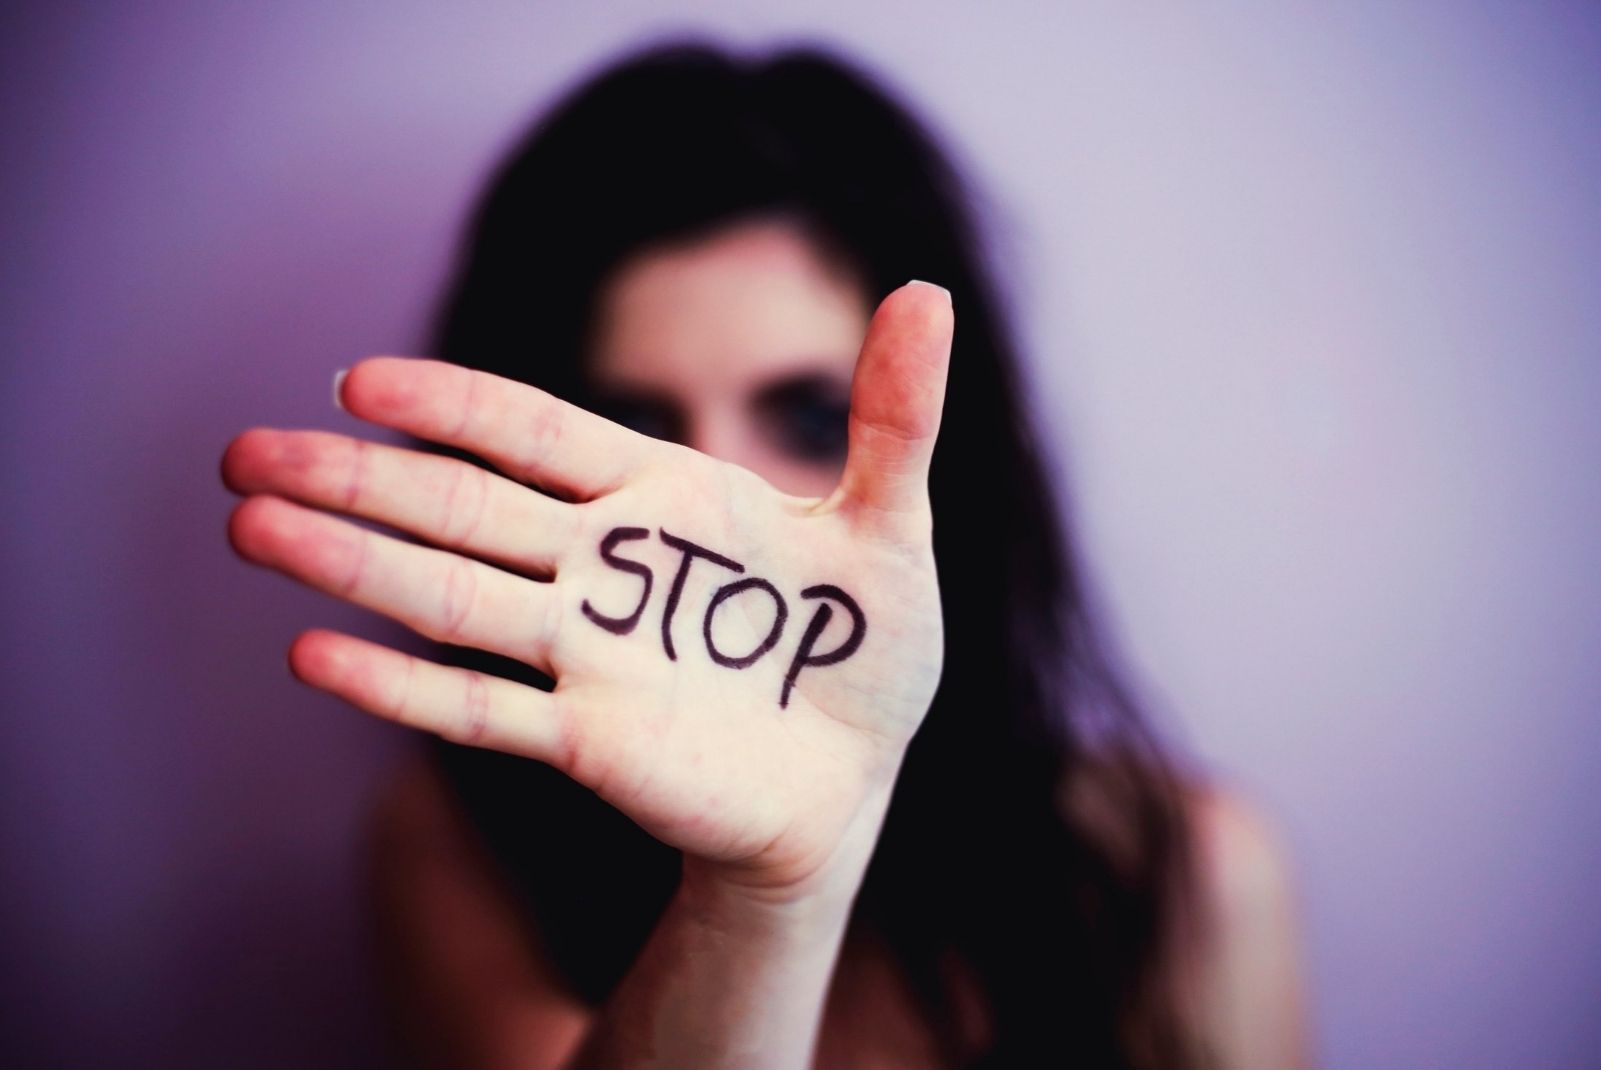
[{"xmin": 222, "ymin": 428, "xmax": 577, "ymax": 578}]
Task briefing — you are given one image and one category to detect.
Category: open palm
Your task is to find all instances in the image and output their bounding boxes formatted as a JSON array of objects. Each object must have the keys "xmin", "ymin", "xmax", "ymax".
[{"xmin": 223, "ymin": 281, "xmax": 953, "ymax": 904}]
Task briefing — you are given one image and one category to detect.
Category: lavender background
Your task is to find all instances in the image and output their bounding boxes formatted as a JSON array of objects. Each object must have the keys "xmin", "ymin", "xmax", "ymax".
[{"xmin": 3, "ymin": 3, "xmax": 1598, "ymax": 1066}]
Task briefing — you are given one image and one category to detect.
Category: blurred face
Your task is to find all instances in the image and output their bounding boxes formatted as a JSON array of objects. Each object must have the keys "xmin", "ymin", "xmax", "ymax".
[{"xmin": 585, "ymin": 216, "xmax": 872, "ymax": 499}]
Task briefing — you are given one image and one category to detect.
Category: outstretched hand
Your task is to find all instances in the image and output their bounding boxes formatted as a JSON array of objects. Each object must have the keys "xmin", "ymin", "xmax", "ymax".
[{"xmin": 222, "ymin": 280, "xmax": 953, "ymax": 907}]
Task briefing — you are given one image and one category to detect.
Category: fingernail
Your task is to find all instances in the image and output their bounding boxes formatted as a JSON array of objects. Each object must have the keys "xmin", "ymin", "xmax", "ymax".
[
  {"xmin": 332, "ymin": 368, "xmax": 348, "ymax": 412},
  {"xmin": 907, "ymin": 279, "xmax": 952, "ymax": 305}
]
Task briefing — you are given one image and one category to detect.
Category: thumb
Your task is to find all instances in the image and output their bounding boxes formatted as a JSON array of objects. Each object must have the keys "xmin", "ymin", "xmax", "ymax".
[{"xmin": 836, "ymin": 279, "xmax": 954, "ymax": 530}]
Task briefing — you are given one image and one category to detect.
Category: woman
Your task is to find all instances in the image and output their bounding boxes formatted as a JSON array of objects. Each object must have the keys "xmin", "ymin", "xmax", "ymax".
[{"xmin": 223, "ymin": 39, "xmax": 1310, "ymax": 1068}]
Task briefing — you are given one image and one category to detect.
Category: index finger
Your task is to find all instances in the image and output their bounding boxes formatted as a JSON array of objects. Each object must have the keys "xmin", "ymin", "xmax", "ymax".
[{"xmin": 337, "ymin": 357, "xmax": 651, "ymax": 501}]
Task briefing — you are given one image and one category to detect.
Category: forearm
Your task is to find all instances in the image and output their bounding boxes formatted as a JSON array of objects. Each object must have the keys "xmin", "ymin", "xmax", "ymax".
[
  {"xmin": 566, "ymin": 778, "xmax": 896, "ymax": 1070},
  {"xmin": 564, "ymin": 872, "xmax": 848, "ymax": 1069}
]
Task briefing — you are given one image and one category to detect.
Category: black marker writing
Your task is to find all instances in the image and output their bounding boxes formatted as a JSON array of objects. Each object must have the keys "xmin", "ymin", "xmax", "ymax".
[
  {"xmin": 579, "ymin": 526, "xmax": 653, "ymax": 635},
  {"xmin": 580, "ymin": 525, "xmax": 868, "ymax": 707},
  {"xmin": 658, "ymin": 528, "xmax": 743, "ymax": 661},
  {"xmin": 781, "ymin": 585, "xmax": 866, "ymax": 709},
  {"xmin": 704, "ymin": 577, "xmax": 789, "ymax": 669}
]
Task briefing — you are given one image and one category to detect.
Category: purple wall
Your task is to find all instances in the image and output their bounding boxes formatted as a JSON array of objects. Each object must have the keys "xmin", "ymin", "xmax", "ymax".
[{"xmin": 4, "ymin": 4, "xmax": 1598, "ymax": 1066}]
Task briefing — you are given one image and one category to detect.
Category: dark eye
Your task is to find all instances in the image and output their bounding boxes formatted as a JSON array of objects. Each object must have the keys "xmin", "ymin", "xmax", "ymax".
[
  {"xmin": 755, "ymin": 378, "xmax": 851, "ymax": 463},
  {"xmin": 588, "ymin": 392, "xmax": 683, "ymax": 444}
]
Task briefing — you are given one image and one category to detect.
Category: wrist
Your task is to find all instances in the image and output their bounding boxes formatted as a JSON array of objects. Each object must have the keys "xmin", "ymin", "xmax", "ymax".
[
  {"xmin": 677, "ymin": 771, "xmax": 898, "ymax": 938},
  {"xmin": 677, "ymin": 853, "xmax": 858, "ymax": 947}
]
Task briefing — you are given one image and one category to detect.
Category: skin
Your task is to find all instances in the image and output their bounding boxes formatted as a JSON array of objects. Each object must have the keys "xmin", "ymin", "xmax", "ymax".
[
  {"xmin": 224, "ymin": 216, "xmax": 952, "ymax": 1068},
  {"xmin": 585, "ymin": 216, "xmax": 869, "ymax": 500},
  {"xmin": 222, "ymin": 217, "xmax": 1314, "ymax": 1068}
]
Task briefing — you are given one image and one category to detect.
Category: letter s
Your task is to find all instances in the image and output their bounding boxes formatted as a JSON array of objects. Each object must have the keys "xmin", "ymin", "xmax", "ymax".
[{"xmin": 580, "ymin": 526, "xmax": 654, "ymax": 635}]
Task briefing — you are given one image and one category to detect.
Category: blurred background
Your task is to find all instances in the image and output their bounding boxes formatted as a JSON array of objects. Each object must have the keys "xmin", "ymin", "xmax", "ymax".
[{"xmin": 3, "ymin": 2, "xmax": 1598, "ymax": 1066}]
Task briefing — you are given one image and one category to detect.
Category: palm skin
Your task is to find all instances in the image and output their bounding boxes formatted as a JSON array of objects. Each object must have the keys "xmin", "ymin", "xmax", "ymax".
[{"xmin": 223, "ymin": 280, "xmax": 953, "ymax": 907}]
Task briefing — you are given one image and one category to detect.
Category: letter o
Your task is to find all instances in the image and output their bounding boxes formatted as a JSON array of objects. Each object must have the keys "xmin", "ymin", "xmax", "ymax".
[{"xmin": 702, "ymin": 577, "xmax": 788, "ymax": 669}]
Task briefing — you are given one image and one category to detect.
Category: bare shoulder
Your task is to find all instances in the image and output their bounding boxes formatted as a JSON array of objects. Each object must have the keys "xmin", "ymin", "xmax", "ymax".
[
  {"xmin": 1177, "ymin": 781, "xmax": 1315, "ymax": 1070},
  {"xmin": 1185, "ymin": 783, "xmax": 1298, "ymax": 922},
  {"xmin": 364, "ymin": 750, "xmax": 592, "ymax": 1070},
  {"xmin": 365, "ymin": 748, "xmax": 478, "ymax": 861},
  {"xmin": 363, "ymin": 749, "xmax": 504, "ymax": 896}
]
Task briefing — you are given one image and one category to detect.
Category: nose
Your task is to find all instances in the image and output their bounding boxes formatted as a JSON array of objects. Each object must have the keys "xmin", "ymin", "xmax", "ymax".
[{"xmin": 682, "ymin": 405, "xmax": 751, "ymax": 468}]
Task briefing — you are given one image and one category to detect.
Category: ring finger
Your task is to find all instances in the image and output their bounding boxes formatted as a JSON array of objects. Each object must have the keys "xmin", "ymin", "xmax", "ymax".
[{"xmin": 229, "ymin": 493, "xmax": 563, "ymax": 673}]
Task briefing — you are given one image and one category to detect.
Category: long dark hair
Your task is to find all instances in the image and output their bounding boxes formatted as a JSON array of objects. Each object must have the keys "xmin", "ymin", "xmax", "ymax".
[{"xmin": 419, "ymin": 37, "xmax": 1206, "ymax": 1068}]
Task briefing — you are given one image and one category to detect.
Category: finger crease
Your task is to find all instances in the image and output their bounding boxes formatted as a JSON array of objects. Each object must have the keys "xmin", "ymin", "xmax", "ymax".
[
  {"xmin": 460, "ymin": 672, "xmax": 488, "ymax": 746},
  {"xmin": 343, "ymin": 438, "xmax": 371, "ymax": 512},
  {"xmin": 340, "ymin": 529, "xmax": 371, "ymax": 599},
  {"xmin": 449, "ymin": 368, "xmax": 480, "ymax": 442},
  {"xmin": 439, "ymin": 560, "xmax": 478, "ymax": 644},
  {"xmin": 454, "ymin": 466, "xmax": 490, "ymax": 550},
  {"xmin": 392, "ymin": 651, "xmax": 417, "ymax": 727}
]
